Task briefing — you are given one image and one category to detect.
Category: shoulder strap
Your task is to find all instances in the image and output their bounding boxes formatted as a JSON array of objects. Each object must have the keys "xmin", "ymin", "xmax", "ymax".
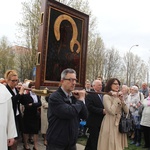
[{"xmin": 139, "ymin": 92, "xmax": 141, "ymax": 101}]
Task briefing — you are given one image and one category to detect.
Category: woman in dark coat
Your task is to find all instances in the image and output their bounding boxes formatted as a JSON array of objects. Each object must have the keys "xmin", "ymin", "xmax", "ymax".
[
  {"xmin": 4, "ymin": 70, "xmax": 25, "ymax": 150},
  {"xmin": 23, "ymin": 82, "xmax": 41, "ymax": 150}
]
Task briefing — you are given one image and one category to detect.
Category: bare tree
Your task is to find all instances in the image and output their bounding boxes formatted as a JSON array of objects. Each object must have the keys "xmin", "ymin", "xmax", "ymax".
[
  {"xmin": 86, "ymin": 35, "xmax": 105, "ymax": 80},
  {"xmin": 104, "ymin": 47, "xmax": 122, "ymax": 80},
  {"xmin": 12, "ymin": 46, "xmax": 31, "ymax": 81},
  {"xmin": 0, "ymin": 36, "xmax": 15, "ymax": 77},
  {"xmin": 16, "ymin": 0, "xmax": 41, "ymax": 80},
  {"xmin": 123, "ymin": 52, "xmax": 147, "ymax": 86}
]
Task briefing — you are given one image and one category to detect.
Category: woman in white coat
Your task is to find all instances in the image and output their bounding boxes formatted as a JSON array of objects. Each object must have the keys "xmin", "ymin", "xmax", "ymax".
[
  {"xmin": 0, "ymin": 83, "xmax": 17, "ymax": 150},
  {"xmin": 128, "ymin": 85, "xmax": 144, "ymax": 146}
]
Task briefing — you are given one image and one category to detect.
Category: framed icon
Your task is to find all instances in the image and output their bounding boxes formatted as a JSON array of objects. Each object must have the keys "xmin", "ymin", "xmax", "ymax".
[{"xmin": 35, "ymin": 0, "xmax": 89, "ymax": 89}]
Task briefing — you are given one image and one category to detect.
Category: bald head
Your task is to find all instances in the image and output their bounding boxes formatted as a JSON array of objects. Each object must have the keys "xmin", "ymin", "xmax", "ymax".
[{"xmin": 92, "ymin": 80, "xmax": 102, "ymax": 92}]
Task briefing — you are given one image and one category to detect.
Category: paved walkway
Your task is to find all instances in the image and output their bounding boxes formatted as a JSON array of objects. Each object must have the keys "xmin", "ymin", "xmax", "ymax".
[{"xmin": 18, "ymin": 134, "xmax": 85, "ymax": 150}]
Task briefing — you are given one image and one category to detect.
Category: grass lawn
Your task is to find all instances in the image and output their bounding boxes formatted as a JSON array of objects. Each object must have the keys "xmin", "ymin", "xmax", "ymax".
[
  {"xmin": 125, "ymin": 138, "xmax": 144, "ymax": 150},
  {"xmin": 77, "ymin": 135, "xmax": 144, "ymax": 150}
]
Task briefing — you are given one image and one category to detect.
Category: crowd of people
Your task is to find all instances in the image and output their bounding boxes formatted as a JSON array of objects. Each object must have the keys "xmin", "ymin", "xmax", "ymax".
[
  {"xmin": 0, "ymin": 70, "xmax": 48, "ymax": 150},
  {"xmin": 1, "ymin": 68, "xmax": 150, "ymax": 150},
  {"xmin": 84, "ymin": 79, "xmax": 150, "ymax": 150}
]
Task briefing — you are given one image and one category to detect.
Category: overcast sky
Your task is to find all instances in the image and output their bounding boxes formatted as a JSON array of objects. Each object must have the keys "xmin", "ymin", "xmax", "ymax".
[
  {"xmin": 89, "ymin": 0, "xmax": 150, "ymax": 62},
  {"xmin": 0, "ymin": 1, "xmax": 23, "ymax": 44},
  {"xmin": 0, "ymin": 0, "xmax": 150, "ymax": 62}
]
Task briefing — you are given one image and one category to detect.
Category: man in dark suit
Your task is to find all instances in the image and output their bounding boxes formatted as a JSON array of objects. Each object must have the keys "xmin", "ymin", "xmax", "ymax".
[
  {"xmin": 46, "ymin": 68, "xmax": 88, "ymax": 150},
  {"xmin": 85, "ymin": 79, "xmax": 106, "ymax": 150}
]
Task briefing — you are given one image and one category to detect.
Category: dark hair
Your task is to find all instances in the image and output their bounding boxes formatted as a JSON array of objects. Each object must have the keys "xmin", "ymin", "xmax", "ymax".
[
  {"xmin": 104, "ymin": 78, "xmax": 120, "ymax": 92},
  {"xmin": 28, "ymin": 81, "xmax": 35, "ymax": 88}
]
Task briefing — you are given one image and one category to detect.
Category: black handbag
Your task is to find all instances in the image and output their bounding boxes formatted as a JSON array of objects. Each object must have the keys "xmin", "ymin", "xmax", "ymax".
[{"xmin": 119, "ymin": 110, "xmax": 135, "ymax": 133}]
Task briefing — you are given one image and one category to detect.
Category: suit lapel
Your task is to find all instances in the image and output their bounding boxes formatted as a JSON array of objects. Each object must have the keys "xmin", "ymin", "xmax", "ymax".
[{"xmin": 6, "ymin": 84, "xmax": 15, "ymax": 96}]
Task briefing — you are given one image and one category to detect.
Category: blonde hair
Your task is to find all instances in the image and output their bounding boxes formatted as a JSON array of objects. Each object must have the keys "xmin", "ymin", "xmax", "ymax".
[
  {"xmin": 4, "ymin": 70, "xmax": 18, "ymax": 80},
  {"xmin": 122, "ymin": 85, "xmax": 129, "ymax": 93},
  {"xmin": 85, "ymin": 79, "xmax": 90, "ymax": 84}
]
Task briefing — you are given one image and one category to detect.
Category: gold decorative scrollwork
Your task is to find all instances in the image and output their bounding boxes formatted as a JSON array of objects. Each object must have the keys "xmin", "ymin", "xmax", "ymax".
[{"xmin": 54, "ymin": 14, "xmax": 81, "ymax": 53}]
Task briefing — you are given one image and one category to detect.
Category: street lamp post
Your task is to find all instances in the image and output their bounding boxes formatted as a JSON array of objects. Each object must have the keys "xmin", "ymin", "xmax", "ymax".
[{"xmin": 126, "ymin": 44, "xmax": 139, "ymax": 86}]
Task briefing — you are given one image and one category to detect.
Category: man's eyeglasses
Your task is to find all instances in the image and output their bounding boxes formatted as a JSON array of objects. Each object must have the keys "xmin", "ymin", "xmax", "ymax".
[
  {"xmin": 11, "ymin": 80, "xmax": 19, "ymax": 82},
  {"xmin": 63, "ymin": 78, "xmax": 77, "ymax": 82}
]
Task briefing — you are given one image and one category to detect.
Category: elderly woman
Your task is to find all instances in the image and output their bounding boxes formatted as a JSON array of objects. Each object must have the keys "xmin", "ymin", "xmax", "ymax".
[
  {"xmin": 121, "ymin": 85, "xmax": 129, "ymax": 107},
  {"xmin": 97, "ymin": 78, "xmax": 129, "ymax": 150},
  {"xmin": 140, "ymin": 90, "xmax": 150, "ymax": 149},
  {"xmin": 128, "ymin": 85, "xmax": 144, "ymax": 146}
]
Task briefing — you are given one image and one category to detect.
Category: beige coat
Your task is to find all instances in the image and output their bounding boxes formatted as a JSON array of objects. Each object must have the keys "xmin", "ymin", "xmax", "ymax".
[
  {"xmin": 97, "ymin": 95, "xmax": 129, "ymax": 150},
  {"xmin": 41, "ymin": 96, "xmax": 48, "ymax": 134}
]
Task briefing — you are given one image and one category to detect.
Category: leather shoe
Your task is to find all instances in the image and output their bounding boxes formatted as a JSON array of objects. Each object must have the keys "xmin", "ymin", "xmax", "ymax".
[{"xmin": 33, "ymin": 146, "xmax": 37, "ymax": 150}]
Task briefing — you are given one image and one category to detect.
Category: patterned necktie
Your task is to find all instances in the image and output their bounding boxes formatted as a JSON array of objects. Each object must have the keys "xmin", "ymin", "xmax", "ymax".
[{"xmin": 98, "ymin": 94, "xmax": 103, "ymax": 103}]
